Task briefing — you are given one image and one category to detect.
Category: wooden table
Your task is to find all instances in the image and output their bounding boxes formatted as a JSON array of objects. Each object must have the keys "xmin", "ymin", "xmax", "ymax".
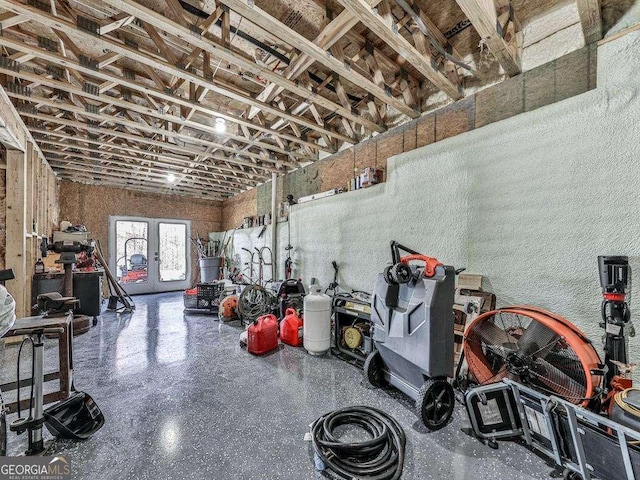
[{"xmin": 1, "ymin": 313, "xmax": 73, "ymax": 413}]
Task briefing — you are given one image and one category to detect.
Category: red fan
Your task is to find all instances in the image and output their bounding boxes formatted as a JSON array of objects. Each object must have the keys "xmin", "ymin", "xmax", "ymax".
[{"xmin": 464, "ymin": 306, "xmax": 602, "ymax": 406}]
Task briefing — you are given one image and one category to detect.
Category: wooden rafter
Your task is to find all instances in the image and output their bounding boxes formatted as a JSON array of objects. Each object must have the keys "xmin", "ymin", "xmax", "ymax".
[
  {"xmin": 33, "ymin": 130, "xmax": 269, "ymax": 181},
  {"xmin": 0, "ymin": 34, "xmax": 324, "ymax": 155},
  {"xmin": 454, "ymin": 0, "xmax": 521, "ymax": 76},
  {"xmin": 92, "ymin": 0, "xmax": 384, "ymax": 134},
  {"xmin": 576, "ymin": 0, "xmax": 602, "ymax": 44},
  {"xmin": 219, "ymin": 0, "xmax": 419, "ymax": 120},
  {"xmin": 1, "ymin": 0, "xmax": 359, "ymax": 144},
  {"xmin": 21, "ymin": 110, "xmax": 283, "ymax": 173},
  {"xmin": 337, "ymin": 0, "xmax": 463, "ymax": 100},
  {"xmin": 46, "ymin": 153, "xmax": 241, "ymax": 192}
]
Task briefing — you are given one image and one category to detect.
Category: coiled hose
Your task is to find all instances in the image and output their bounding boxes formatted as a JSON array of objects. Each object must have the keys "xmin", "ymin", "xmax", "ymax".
[
  {"xmin": 311, "ymin": 406, "xmax": 406, "ymax": 480},
  {"xmin": 237, "ymin": 285, "xmax": 276, "ymax": 322}
]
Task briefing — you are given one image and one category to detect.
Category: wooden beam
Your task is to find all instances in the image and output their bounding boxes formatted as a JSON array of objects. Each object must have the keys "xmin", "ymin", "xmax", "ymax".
[
  {"xmin": 5, "ymin": 148, "xmax": 27, "ymax": 317},
  {"xmin": 220, "ymin": 0, "xmax": 417, "ymax": 119},
  {"xmin": 99, "ymin": 12, "xmax": 135, "ymax": 35},
  {"xmin": 337, "ymin": 0, "xmax": 463, "ymax": 99},
  {"xmin": 22, "ymin": 111, "xmax": 285, "ymax": 173},
  {"xmin": 0, "ymin": 12, "xmax": 28, "ymax": 29},
  {"xmin": 454, "ymin": 0, "xmax": 521, "ymax": 76},
  {"xmin": 33, "ymin": 131, "xmax": 268, "ymax": 181},
  {"xmin": 2, "ymin": 0, "xmax": 361, "ymax": 142},
  {"xmin": 46, "ymin": 155, "xmax": 238, "ymax": 193},
  {"xmin": 0, "ymin": 35, "xmax": 325, "ymax": 154},
  {"xmin": 8, "ymin": 90, "xmax": 298, "ymax": 167},
  {"xmin": 142, "ymin": 21, "xmax": 179, "ymax": 65},
  {"xmin": 42, "ymin": 147, "xmax": 249, "ymax": 190},
  {"xmin": 577, "ymin": 0, "xmax": 602, "ymax": 44},
  {"xmin": 56, "ymin": 171, "xmax": 225, "ymax": 200},
  {"xmin": 93, "ymin": 0, "xmax": 381, "ymax": 134}
]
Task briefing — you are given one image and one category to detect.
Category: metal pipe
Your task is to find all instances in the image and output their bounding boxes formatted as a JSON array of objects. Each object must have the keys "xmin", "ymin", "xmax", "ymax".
[
  {"xmin": 271, "ymin": 172, "xmax": 278, "ymax": 279},
  {"xmin": 31, "ymin": 333, "xmax": 44, "ymax": 453}
]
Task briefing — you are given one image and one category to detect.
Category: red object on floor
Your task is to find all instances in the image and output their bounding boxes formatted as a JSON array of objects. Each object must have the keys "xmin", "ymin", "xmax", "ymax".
[
  {"xmin": 280, "ymin": 308, "xmax": 303, "ymax": 347},
  {"xmin": 248, "ymin": 314, "xmax": 279, "ymax": 355}
]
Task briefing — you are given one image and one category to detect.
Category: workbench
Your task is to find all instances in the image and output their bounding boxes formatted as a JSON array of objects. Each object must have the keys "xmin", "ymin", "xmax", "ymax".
[
  {"xmin": 31, "ymin": 270, "xmax": 104, "ymax": 318},
  {"xmin": 1, "ymin": 313, "xmax": 73, "ymax": 413}
]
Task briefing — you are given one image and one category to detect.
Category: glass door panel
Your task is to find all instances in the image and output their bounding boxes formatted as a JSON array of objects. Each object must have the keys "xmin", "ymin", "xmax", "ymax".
[{"xmin": 158, "ymin": 222, "xmax": 187, "ymax": 283}]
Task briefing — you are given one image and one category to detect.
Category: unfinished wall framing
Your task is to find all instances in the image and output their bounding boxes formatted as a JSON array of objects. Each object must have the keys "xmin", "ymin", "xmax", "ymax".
[{"xmin": 0, "ymin": 88, "xmax": 59, "ymax": 317}]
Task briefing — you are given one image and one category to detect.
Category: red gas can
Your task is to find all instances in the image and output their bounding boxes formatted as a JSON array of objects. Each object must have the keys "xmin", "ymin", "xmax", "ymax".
[
  {"xmin": 247, "ymin": 314, "xmax": 279, "ymax": 355},
  {"xmin": 280, "ymin": 308, "xmax": 303, "ymax": 347}
]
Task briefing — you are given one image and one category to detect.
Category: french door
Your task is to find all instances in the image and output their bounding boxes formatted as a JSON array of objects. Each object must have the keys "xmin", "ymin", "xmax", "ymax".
[{"xmin": 109, "ymin": 216, "xmax": 191, "ymax": 295}]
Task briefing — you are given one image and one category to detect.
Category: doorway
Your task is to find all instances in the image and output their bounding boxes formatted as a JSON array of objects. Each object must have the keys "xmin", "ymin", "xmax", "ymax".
[{"xmin": 109, "ymin": 216, "xmax": 192, "ymax": 295}]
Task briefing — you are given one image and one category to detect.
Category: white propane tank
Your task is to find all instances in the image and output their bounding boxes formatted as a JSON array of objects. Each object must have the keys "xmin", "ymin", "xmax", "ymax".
[{"xmin": 303, "ymin": 284, "xmax": 331, "ymax": 355}]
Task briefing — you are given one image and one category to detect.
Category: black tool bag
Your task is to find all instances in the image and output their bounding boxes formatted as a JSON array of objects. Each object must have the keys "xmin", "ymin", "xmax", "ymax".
[
  {"xmin": 44, "ymin": 391, "xmax": 105, "ymax": 440},
  {"xmin": 611, "ymin": 388, "xmax": 640, "ymax": 431}
]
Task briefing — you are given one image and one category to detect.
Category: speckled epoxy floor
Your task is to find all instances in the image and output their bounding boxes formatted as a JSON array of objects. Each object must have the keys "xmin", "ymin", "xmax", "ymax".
[{"xmin": 1, "ymin": 293, "xmax": 555, "ymax": 479}]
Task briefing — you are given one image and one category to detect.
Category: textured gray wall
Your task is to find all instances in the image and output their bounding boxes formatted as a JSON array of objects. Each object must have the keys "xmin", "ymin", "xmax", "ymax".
[{"xmin": 218, "ymin": 32, "xmax": 640, "ymax": 372}]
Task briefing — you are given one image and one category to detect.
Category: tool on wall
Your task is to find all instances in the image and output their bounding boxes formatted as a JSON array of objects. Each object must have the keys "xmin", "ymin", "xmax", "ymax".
[
  {"xmin": 365, "ymin": 240, "xmax": 456, "ymax": 430},
  {"xmin": 598, "ymin": 257, "xmax": 634, "ymax": 388}
]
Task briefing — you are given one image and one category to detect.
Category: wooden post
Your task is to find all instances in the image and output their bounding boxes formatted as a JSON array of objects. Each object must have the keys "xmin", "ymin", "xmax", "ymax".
[{"xmin": 5, "ymin": 147, "xmax": 27, "ymax": 317}]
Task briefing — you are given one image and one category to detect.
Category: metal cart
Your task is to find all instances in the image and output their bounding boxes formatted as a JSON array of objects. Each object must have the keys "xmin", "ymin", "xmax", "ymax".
[{"xmin": 465, "ymin": 379, "xmax": 640, "ymax": 479}]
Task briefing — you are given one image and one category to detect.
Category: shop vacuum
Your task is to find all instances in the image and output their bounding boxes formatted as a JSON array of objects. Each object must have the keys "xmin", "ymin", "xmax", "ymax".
[{"xmin": 366, "ymin": 241, "xmax": 456, "ymax": 430}]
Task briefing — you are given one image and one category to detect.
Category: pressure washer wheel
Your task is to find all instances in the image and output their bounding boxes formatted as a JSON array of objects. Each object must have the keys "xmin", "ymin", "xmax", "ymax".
[
  {"xmin": 363, "ymin": 351, "xmax": 386, "ymax": 388},
  {"xmin": 416, "ymin": 379, "xmax": 455, "ymax": 430}
]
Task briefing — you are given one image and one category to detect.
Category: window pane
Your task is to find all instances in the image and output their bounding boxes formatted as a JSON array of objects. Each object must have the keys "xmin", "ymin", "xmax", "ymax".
[
  {"xmin": 158, "ymin": 223, "xmax": 187, "ymax": 282},
  {"xmin": 116, "ymin": 220, "xmax": 148, "ymax": 285}
]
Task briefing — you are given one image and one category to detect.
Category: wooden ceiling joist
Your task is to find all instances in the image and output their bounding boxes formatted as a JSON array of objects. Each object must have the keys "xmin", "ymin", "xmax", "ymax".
[
  {"xmin": 6, "ymin": 89, "xmax": 299, "ymax": 168},
  {"xmin": 1, "ymin": 0, "xmax": 358, "ymax": 144},
  {"xmin": 20, "ymin": 110, "xmax": 283, "ymax": 174},
  {"xmin": 576, "ymin": 0, "xmax": 602, "ymax": 44},
  {"xmin": 46, "ymin": 155, "xmax": 240, "ymax": 193},
  {"xmin": 219, "ymin": 0, "xmax": 419, "ymax": 119},
  {"xmin": 41, "ymin": 148, "xmax": 249, "ymax": 190},
  {"xmin": 32, "ymin": 130, "xmax": 269, "ymax": 182},
  {"xmin": 0, "ymin": 35, "xmax": 324, "ymax": 155},
  {"xmin": 55, "ymin": 170, "xmax": 224, "ymax": 200},
  {"xmin": 87, "ymin": 0, "xmax": 384, "ymax": 134},
  {"xmin": 336, "ymin": 0, "xmax": 463, "ymax": 100},
  {"xmin": 454, "ymin": 0, "xmax": 521, "ymax": 76}
]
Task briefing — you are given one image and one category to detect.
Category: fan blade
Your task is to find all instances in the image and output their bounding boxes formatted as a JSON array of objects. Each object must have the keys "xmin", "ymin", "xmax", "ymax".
[
  {"xmin": 517, "ymin": 319, "xmax": 559, "ymax": 357},
  {"xmin": 475, "ymin": 320, "xmax": 519, "ymax": 349},
  {"xmin": 530, "ymin": 358, "xmax": 586, "ymax": 403}
]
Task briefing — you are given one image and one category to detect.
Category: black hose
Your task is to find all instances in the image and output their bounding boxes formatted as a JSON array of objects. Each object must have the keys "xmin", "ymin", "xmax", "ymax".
[{"xmin": 311, "ymin": 406, "xmax": 406, "ymax": 480}]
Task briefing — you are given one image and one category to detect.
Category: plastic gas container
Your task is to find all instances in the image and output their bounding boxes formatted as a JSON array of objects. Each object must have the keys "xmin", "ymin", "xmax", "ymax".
[
  {"xmin": 280, "ymin": 308, "xmax": 303, "ymax": 347},
  {"xmin": 303, "ymin": 284, "xmax": 331, "ymax": 355},
  {"xmin": 248, "ymin": 314, "xmax": 279, "ymax": 355}
]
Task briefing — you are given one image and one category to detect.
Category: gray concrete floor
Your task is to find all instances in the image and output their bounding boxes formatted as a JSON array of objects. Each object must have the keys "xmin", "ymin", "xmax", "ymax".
[{"xmin": 1, "ymin": 293, "xmax": 555, "ymax": 479}]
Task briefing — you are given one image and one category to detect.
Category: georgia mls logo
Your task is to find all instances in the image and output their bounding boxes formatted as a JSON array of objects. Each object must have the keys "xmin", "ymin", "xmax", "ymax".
[{"xmin": 0, "ymin": 455, "xmax": 71, "ymax": 479}]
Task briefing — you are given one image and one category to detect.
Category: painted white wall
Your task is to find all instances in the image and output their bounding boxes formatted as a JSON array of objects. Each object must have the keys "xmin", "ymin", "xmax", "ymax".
[{"xmin": 215, "ymin": 31, "xmax": 640, "ymax": 372}]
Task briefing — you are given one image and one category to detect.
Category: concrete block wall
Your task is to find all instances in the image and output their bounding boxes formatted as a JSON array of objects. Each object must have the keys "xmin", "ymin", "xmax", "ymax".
[
  {"xmin": 216, "ymin": 31, "xmax": 640, "ymax": 374},
  {"xmin": 222, "ymin": 45, "xmax": 598, "ymax": 230}
]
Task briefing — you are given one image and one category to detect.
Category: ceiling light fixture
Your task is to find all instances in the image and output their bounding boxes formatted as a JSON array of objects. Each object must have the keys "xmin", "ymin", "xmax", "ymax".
[
  {"xmin": 214, "ymin": 117, "xmax": 226, "ymax": 133},
  {"xmin": 167, "ymin": 173, "xmax": 176, "ymax": 183}
]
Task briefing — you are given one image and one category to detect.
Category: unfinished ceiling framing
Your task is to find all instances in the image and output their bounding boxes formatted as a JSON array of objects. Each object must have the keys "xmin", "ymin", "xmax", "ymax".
[{"xmin": 0, "ymin": 0, "xmax": 599, "ymax": 199}]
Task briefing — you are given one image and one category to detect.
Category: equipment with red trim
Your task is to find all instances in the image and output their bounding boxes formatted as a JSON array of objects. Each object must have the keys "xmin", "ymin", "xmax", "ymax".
[
  {"xmin": 366, "ymin": 240, "xmax": 456, "ymax": 430},
  {"xmin": 463, "ymin": 306, "xmax": 603, "ymax": 407}
]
